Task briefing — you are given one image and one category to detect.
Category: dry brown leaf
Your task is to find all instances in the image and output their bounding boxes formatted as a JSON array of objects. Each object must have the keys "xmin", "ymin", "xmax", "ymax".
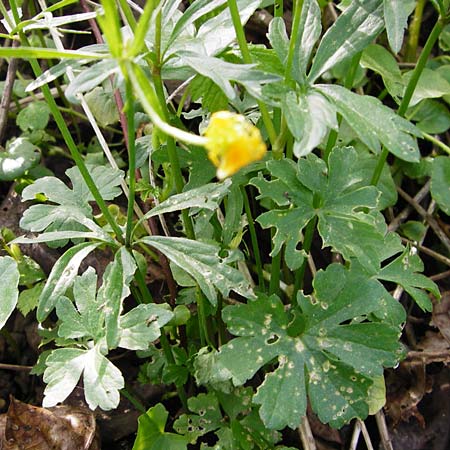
[{"xmin": 0, "ymin": 397, "xmax": 100, "ymax": 450}]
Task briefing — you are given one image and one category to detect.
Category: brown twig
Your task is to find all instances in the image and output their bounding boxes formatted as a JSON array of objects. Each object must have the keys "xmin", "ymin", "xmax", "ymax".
[
  {"xmin": 397, "ymin": 186, "xmax": 450, "ymax": 254},
  {"xmin": 0, "ymin": 40, "xmax": 20, "ymax": 145},
  {"xmin": 0, "ymin": 363, "xmax": 33, "ymax": 371},
  {"xmin": 388, "ymin": 180, "xmax": 431, "ymax": 232}
]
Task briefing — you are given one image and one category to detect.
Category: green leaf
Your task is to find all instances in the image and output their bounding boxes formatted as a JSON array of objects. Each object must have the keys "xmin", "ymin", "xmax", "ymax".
[
  {"xmin": 0, "ymin": 46, "xmax": 104, "ymax": 60},
  {"xmin": 133, "ymin": 403, "xmax": 189, "ymax": 450},
  {"xmin": 139, "ymin": 236, "xmax": 254, "ymax": 306},
  {"xmin": 118, "ymin": 304, "xmax": 173, "ymax": 350},
  {"xmin": 190, "ymin": 75, "xmax": 229, "ymax": 112},
  {"xmin": 36, "ymin": 242, "xmax": 101, "ymax": 321},
  {"xmin": 176, "ymin": 53, "xmax": 279, "ymax": 101},
  {"xmin": 404, "ymin": 68, "xmax": 450, "ymax": 107},
  {"xmin": 354, "ymin": 247, "xmax": 439, "ymax": 313},
  {"xmin": 251, "ymin": 147, "xmax": 393, "ymax": 272},
  {"xmin": 0, "ymin": 138, "xmax": 41, "ymax": 181},
  {"xmin": 293, "ymin": 0, "xmax": 322, "ymax": 80},
  {"xmin": 20, "ymin": 164, "xmax": 123, "ymax": 244},
  {"xmin": 134, "ymin": 180, "xmax": 230, "ymax": 234},
  {"xmin": 384, "ymin": 0, "xmax": 415, "ymax": 54},
  {"xmin": 360, "ymin": 44, "xmax": 404, "ymax": 101},
  {"xmin": 17, "ymin": 255, "xmax": 45, "ymax": 285},
  {"xmin": 217, "ymin": 264, "xmax": 405, "ymax": 429},
  {"xmin": 43, "ymin": 344, "xmax": 124, "ymax": 410},
  {"xmin": 267, "ymin": 17, "xmax": 289, "ymax": 65},
  {"xmin": 16, "ymin": 101, "xmax": 50, "ymax": 131},
  {"xmin": 0, "ymin": 257, "xmax": 19, "ymax": 329},
  {"xmin": 318, "ymin": 84, "xmax": 421, "ymax": 162},
  {"xmin": 64, "ymin": 59, "xmax": 118, "ymax": 103},
  {"xmin": 431, "ymin": 156, "xmax": 450, "ymax": 215},
  {"xmin": 282, "ymin": 89, "xmax": 337, "ymax": 157},
  {"xmin": 18, "ymin": 282, "xmax": 44, "ymax": 316},
  {"xmin": 97, "ymin": 247, "xmax": 137, "ymax": 349},
  {"xmin": 174, "ymin": 393, "xmax": 223, "ymax": 443},
  {"xmin": 407, "ymin": 99, "xmax": 450, "ymax": 134},
  {"xmin": 84, "ymin": 86, "xmax": 119, "ymax": 127},
  {"xmin": 308, "ymin": 0, "xmax": 384, "ymax": 83}
]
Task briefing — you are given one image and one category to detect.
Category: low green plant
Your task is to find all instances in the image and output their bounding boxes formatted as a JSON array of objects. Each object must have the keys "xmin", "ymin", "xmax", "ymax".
[{"xmin": 0, "ymin": 0, "xmax": 449, "ymax": 448}]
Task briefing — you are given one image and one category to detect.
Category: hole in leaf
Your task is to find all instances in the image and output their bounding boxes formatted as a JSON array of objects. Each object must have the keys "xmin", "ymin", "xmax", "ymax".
[{"xmin": 266, "ymin": 334, "xmax": 279, "ymax": 345}]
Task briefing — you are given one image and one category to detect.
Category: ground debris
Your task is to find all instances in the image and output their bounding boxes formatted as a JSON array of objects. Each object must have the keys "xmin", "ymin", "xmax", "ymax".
[{"xmin": 0, "ymin": 397, "xmax": 100, "ymax": 450}]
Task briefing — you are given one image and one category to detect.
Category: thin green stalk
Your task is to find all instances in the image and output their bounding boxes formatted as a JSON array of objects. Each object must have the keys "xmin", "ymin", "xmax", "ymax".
[
  {"xmin": 117, "ymin": 0, "xmax": 137, "ymax": 31},
  {"xmin": 293, "ymin": 215, "xmax": 317, "ymax": 295},
  {"xmin": 226, "ymin": 0, "xmax": 277, "ymax": 147},
  {"xmin": 159, "ymin": 331, "xmax": 189, "ymax": 410},
  {"xmin": 371, "ymin": 17, "xmax": 445, "ymax": 186},
  {"xmin": 323, "ymin": 52, "xmax": 362, "ymax": 162},
  {"xmin": 242, "ymin": 186, "xmax": 264, "ymax": 289},
  {"xmin": 133, "ymin": 259, "xmax": 189, "ymax": 410},
  {"xmin": 150, "ymin": 7, "xmax": 196, "ymax": 239},
  {"xmin": 9, "ymin": 1, "xmax": 124, "ymax": 242},
  {"xmin": 269, "ymin": 247, "xmax": 281, "ymax": 296},
  {"xmin": 125, "ymin": 80, "xmax": 136, "ymax": 247},
  {"xmin": 121, "ymin": 385, "xmax": 146, "ymax": 413},
  {"xmin": 422, "ymin": 132, "xmax": 450, "ymax": 155},
  {"xmin": 274, "ymin": 0, "xmax": 283, "ymax": 17},
  {"xmin": 405, "ymin": 0, "xmax": 426, "ymax": 62},
  {"xmin": 196, "ymin": 288, "xmax": 213, "ymax": 348},
  {"xmin": 285, "ymin": 0, "xmax": 304, "ymax": 85}
]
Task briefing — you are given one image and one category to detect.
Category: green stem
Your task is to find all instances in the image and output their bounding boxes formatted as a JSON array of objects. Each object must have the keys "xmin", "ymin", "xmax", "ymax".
[
  {"xmin": 196, "ymin": 288, "xmax": 213, "ymax": 348},
  {"xmin": 405, "ymin": 0, "xmax": 426, "ymax": 62},
  {"xmin": 242, "ymin": 186, "xmax": 264, "ymax": 290},
  {"xmin": 293, "ymin": 215, "xmax": 317, "ymax": 295},
  {"xmin": 323, "ymin": 52, "xmax": 361, "ymax": 162},
  {"xmin": 422, "ymin": 132, "xmax": 450, "ymax": 155},
  {"xmin": 226, "ymin": 0, "xmax": 277, "ymax": 147},
  {"xmin": 274, "ymin": 0, "xmax": 283, "ymax": 17},
  {"xmin": 121, "ymin": 385, "xmax": 146, "ymax": 413},
  {"xmin": 151, "ymin": 8, "xmax": 195, "ymax": 239},
  {"xmin": 117, "ymin": 0, "xmax": 137, "ymax": 31},
  {"xmin": 269, "ymin": 247, "xmax": 281, "ymax": 296},
  {"xmin": 285, "ymin": 0, "xmax": 304, "ymax": 85},
  {"xmin": 125, "ymin": 80, "xmax": 136, "ymax": 247},
  {"xmin": 159, "ymin": 331, "xmax": 189, "ymax": 410},
  {"xmin": 371, "ymin": 17, "xmax": 445, "ymax": 186},
  {"xmin": 9, "ymin": 1, "xmax": 124, "ymax": 242}
]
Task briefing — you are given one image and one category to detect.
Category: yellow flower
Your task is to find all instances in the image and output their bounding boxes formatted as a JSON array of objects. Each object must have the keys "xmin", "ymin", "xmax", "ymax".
[{"xmin": 203, "ymin": 111, "xmax": 267, "ymax": 179}]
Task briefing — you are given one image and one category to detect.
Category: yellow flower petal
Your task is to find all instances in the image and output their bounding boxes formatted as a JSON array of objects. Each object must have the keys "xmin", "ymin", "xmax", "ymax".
[{"xmin": 203, "ymin": 111, "xmax": 267, "ymax": 179}]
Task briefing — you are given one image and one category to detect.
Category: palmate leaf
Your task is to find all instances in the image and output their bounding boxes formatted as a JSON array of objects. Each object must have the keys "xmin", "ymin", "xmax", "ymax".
[
  {"xmin": 42, "ymin": 344, "xmax": 124, "ymax": 410},
  {"xmin": 216, "ymin": 264, "xmax": 405, "ymax": 430},
  {"xmin": 133, "ymin": 403, "xmax": 189, "ymax": 450},
  {"xmin": 20, "ymin": 164, "xmax": 123, "ymax": 246},
  {"xmin": 250, "ymin": 147, "xmax": 395, "ymax": 272},
  {"xmin": 353, "ymin": 248, "xmax": 440, "ymax": 312},
  {"xmin": 138, "ymin": 236, "xmax": 254, "ymax": 306}
]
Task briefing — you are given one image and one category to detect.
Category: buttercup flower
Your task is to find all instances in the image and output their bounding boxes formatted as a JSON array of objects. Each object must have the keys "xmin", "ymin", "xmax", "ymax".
[{"xmin": 203, "ymin": 111, "xmax": 267, "ymax": 179}]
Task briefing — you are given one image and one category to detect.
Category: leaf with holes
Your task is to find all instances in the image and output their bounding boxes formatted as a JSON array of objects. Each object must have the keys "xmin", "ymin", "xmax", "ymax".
[
  {"xmin": 250, "ymin": 147, "xmax": 395, "ymax": 272},
  {"xmin": 216, "ymin": 264, "xmax": 405, "ymax": 430}
]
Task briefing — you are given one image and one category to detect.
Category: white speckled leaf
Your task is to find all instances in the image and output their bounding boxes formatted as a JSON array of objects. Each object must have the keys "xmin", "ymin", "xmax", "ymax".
[
  {"xmin": 139, "ymin": 236, "xmax": 254, "ymax": 305},
  {"xmin": 217, "ymin": 264, "xmax": 405, "ymax": 429}
]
